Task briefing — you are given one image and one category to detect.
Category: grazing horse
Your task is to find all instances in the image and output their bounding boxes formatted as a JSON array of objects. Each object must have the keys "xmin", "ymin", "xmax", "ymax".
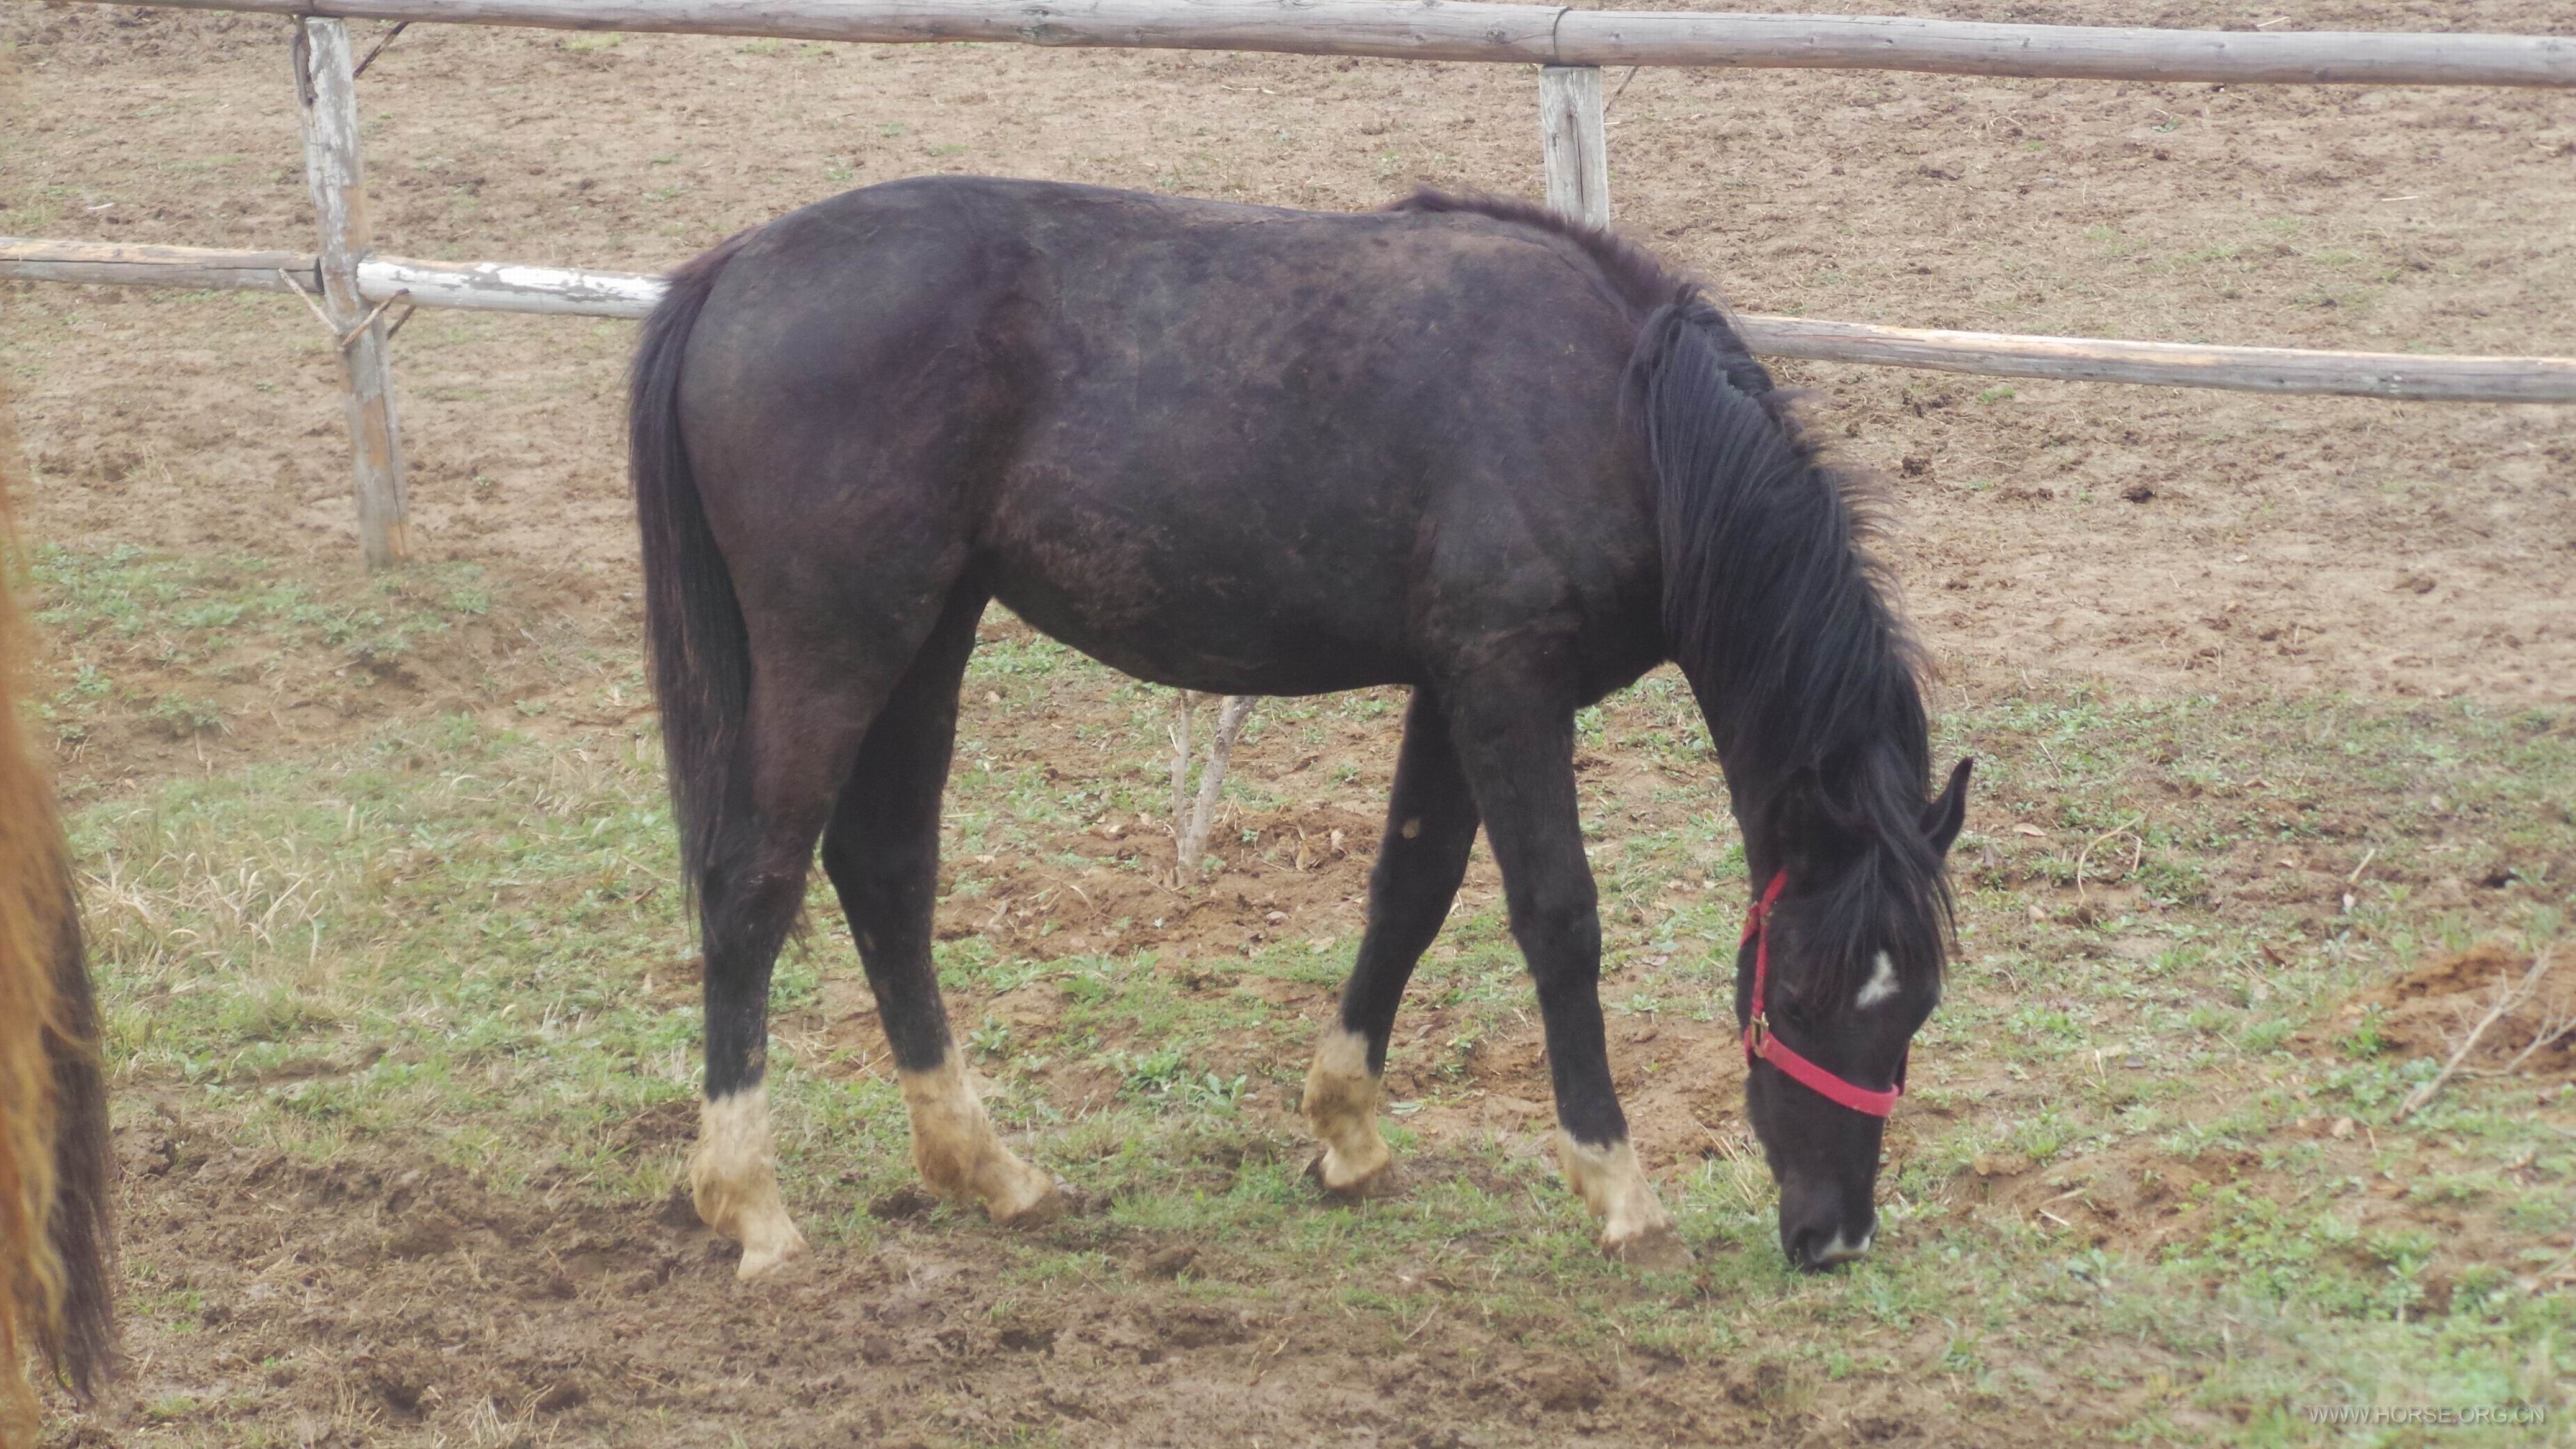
[
  {"xmin": 0, "ymin": 471, "xmax": 117, "ymax": 1430},
  {"xmin": 630, "ymin": 177, "xmax": 1970, "ymax": 1275}
]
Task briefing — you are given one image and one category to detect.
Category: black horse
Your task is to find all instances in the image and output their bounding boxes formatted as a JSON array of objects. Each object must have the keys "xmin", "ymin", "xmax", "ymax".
[{"xmin": 630, "ymin": 176, "xmax": 1970, "ymax": 1276}]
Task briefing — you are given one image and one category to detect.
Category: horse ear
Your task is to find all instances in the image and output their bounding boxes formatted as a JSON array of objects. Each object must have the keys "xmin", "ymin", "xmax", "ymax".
[{"xmin": 1921, "ymin": 756, "xmax": 1973, "ymax": 855}]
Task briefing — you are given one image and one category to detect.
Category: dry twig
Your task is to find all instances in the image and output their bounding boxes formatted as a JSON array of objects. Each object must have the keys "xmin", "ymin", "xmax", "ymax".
[
  {"xmin": 2073, "ymin": 812, "xmax": 2146, "ymax": 902},
  {"xmin": 2395, "ymin": 947, "xmax": 2560, "ymax": 1122},
  {"xmin": 1167, "ymin": 692, "xmax": 1258, "ymax": 881},
  {"xmin": 1178, "ymin": 695, "xmax": 1256, "ymax": 878}
]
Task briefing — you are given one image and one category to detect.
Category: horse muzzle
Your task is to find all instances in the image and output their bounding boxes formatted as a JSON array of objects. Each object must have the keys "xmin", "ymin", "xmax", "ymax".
[{"xmin": 1778, "ymin": 1176, "xmax": 1876, "ymax": 1271}]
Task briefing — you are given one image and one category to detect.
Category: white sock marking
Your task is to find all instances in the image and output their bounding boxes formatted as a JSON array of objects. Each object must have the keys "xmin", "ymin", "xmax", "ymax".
[
  {"xmin": 692, "ymin": 1088, "xmax": 808, "ymax": 1279},
  {"xmin": 1304, "ymin": 1027, "xmax": 1388, "ymax": 1191}
]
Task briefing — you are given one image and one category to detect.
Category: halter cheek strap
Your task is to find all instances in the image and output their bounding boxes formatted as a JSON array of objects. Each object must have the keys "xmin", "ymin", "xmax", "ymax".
[{"xmin": 1741, "ymin": 871, "xmax": 1906, "ymax": 1118}]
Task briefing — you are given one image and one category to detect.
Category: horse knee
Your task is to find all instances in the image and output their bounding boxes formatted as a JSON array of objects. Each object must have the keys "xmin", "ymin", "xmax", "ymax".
[{"xmin": 1512, "ymin": 890, "xmax": 1602, "ymax": 974}]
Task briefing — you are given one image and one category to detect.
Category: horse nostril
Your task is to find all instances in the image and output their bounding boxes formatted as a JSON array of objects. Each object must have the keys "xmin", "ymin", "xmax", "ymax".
[{"xmin": 1783, "ymin": 1224, "xmax": 1827, "ymax": 1271}]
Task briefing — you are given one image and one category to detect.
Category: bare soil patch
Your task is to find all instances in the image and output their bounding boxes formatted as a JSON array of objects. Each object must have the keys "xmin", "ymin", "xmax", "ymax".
[
  {"xmin": 2352, "ymin": 938, "xmax": 2576, "ymax": 1086},
  {"xmin": 113, "ymin": 1097, "xmax": 1960, "ymax": 1448},
  {"xmin": 9, "ymin": 2, "xmax": 2576, "ymax": 1443}
]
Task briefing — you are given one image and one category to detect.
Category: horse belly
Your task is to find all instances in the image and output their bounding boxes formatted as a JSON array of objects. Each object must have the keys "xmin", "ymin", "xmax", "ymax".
[{"xmin": 977, "ymin": 479, "xmax": 1425, "ymax": 697}]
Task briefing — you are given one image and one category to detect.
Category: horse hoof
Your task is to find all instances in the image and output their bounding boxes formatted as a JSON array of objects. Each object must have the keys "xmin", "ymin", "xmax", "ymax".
[
  {"xmin": 988, "ymin": 1173, "xmax": 1066, "ymax": 1227},
  {"xmin": 1306, "ymin": 1150, "xmax": 1400, "ymax": 1201},
  {"xmin": 1603, "ymin": 1224, "xmax": 1690, "ymax": 1271},
  {"xmin": 734, "ymin": 1223, "xmax": 811, "ymax": 1282}
]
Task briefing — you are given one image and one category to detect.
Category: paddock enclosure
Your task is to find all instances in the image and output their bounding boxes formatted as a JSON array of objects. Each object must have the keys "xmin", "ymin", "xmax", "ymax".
[{"xmin": 7, "ymin": 1, "xmax": 2576, "ymax": 1443}]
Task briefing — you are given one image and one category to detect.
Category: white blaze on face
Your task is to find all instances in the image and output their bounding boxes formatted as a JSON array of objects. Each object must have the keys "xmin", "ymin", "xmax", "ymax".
[
  {"xmin": 1813, "ymin": 1227, "xmax": 1875, "ymax": 1265},
  {"xmin": 1855, "ymin": 950, "xmax": 1901, "ymax": 1009}
]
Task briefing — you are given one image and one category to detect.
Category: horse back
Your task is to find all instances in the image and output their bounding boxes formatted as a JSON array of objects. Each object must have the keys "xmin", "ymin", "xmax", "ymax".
[{"xmin": 678, "ymin": 177, "xmax": 1664, "ymax": 699}]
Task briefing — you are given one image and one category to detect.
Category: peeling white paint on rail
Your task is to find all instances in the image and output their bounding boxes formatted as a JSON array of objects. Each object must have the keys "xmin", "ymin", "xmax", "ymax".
[{"xmin": 359, "ymin": 256, "xmax": 667, "ymax": 317}]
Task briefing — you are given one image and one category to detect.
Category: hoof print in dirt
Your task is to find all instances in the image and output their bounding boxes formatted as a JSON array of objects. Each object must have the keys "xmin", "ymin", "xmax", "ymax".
[
  {"xmin": 1140, "ymin": 1242, "xmax": 1200, "ymax": 1278},
  {"xmin": 868, "ymin": 1183, "xmax": 940, "ymax": 1222},
  {"xmin": 1604, "ymin": 1226, "xmax": 1691, "ymax": 1272},
  {"xmin": 1037, "ymin": 1180, "xmax": 1109, "ymax": 1219},
  {"xmin": 655, "ymin": 1184, "xmax": 703, "ymax": 1232}
]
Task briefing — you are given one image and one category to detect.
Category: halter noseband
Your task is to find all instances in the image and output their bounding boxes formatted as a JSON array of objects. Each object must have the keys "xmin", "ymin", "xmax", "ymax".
[{"xmin": 1741, "ymin": 871, "xmax": 1906, "ymax": 1118}]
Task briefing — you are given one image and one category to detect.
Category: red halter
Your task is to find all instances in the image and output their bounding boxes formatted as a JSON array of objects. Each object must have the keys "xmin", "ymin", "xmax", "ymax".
[{"xmin": 1741, "ymin": 871, "xmax": 1906, "ymax": 1118}]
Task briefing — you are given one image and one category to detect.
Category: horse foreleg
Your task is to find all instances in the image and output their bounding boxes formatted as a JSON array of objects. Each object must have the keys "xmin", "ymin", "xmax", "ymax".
[
  {"xmin": 1306, "ymin": 689, "xmax": 1478, "ymax": 1196},
  {"xmin": 1441, "ymin": 686, "xmax": 1686, "ymax": 1268},
  {"xmin": 822, "ymin": 586, "xmax": 1060, "ymax": 1227}
]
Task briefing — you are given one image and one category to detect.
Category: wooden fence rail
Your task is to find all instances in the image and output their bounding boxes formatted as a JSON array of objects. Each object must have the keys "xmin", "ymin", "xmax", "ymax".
[
  {"xmin": 19, "ymin": 3, "xmax": 2576, "ymax": 563},
  {"xmin": 78, "ymin": 0, "xmax": 2576, "ymax": 87},
  {"xmin": 14, "ymin": 238, "xmax": 2574, "ymax": 406}
]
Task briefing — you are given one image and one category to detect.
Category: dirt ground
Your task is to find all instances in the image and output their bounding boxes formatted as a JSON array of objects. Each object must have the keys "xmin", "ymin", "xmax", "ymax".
[
  {"xmin": 7, "ymin": 0, "xmax": 2573, "ymax": 741},
  {"xmin": 6, "ymin": 1, "xmax": 2576, "ymax": 1444}
]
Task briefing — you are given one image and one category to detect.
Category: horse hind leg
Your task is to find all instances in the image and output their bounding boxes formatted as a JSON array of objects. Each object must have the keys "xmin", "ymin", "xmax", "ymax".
[
  {"xmin": 1305, "ymin": 689, "xmax": 1480, "ymax": 1196},
  {"xmin": 690, "ymin": 650, "xmax": 924, "ymax": 1278},
  {"xmin": 821, "ymin": 586, "xmax": 1059, "ymax": 1225}
]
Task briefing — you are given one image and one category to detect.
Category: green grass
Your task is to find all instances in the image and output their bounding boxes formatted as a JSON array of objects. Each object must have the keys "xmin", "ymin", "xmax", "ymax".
[
  {"xmin": 27, "ymin": 543, "xmax": 498, "ymax": 745},
  {"xmin": 54, "ymin": 585, "xmax": 2576, "ymax": 1441}
]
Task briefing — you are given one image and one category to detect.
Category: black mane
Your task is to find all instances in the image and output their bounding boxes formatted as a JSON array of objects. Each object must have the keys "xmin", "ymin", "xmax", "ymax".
[
  {"xmin": 1633, "ymin": 301, "xmax": 1949, "ymax": 1006},
  {"xmin": 1390, "ymin": 193, "xmax": 1951, "ymax": 1003}
]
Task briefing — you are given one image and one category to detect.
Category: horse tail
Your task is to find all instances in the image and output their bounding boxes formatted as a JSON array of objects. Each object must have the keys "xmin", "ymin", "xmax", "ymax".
[
  {"xmin": 0, "ymin": 443, "xmax": 118, "ymax": 1429},
  {"xmin": 631, "ymin": 229, "xmax": 760, "ymax": 915}
]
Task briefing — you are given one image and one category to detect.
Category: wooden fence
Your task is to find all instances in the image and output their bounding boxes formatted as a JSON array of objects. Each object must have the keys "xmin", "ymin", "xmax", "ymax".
[
  {"xmin": 72, "ymin": 1, "xmax": 2576, "ymax": 86},
  {"xmin": 7, "ymin": 1, "xmax": 2574, "ymax": 565}
]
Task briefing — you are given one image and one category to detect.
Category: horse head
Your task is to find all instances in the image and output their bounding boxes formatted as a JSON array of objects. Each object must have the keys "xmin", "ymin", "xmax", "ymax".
[{"xmin": 1738, "ymin": 755, "xmax": 1971, "ymax": 1270}]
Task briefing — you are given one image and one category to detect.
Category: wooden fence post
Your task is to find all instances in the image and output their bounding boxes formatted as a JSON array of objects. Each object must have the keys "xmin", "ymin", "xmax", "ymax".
[
  {"xmin": 1537, "ymin": 65, "xmax": 1611, "ymax": 227},
  {"xmin": 294, "ymin": 17, "xmax": 410, "ymax": 568}
]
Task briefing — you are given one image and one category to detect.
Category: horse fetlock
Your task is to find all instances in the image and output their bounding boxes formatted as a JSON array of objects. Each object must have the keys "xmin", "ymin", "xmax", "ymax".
[
  {"xmin": 691, "ymin": 1090, "xmax": 810, "ymax": 1281},
  {"xmin": 1555, "ymin": 1132, "xmax": 1689, "ymax": 1268},
  {"xmin": 899, "ymin": 1056, "xmax": 1057, "ymax": 1224},
  {"xmin": 1303, "ymin": 1027, "xmax": 1392, "ymax": 1194}
]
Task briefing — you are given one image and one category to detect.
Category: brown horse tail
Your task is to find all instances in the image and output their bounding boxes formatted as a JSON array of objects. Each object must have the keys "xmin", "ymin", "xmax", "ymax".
[
  {"xmin": 630, "ymin": 229, "xmax": 760, "ymax": 912},
  {"xmin": 0, "ymin": 422, "xmax": 119, "ymax": 1431}
]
